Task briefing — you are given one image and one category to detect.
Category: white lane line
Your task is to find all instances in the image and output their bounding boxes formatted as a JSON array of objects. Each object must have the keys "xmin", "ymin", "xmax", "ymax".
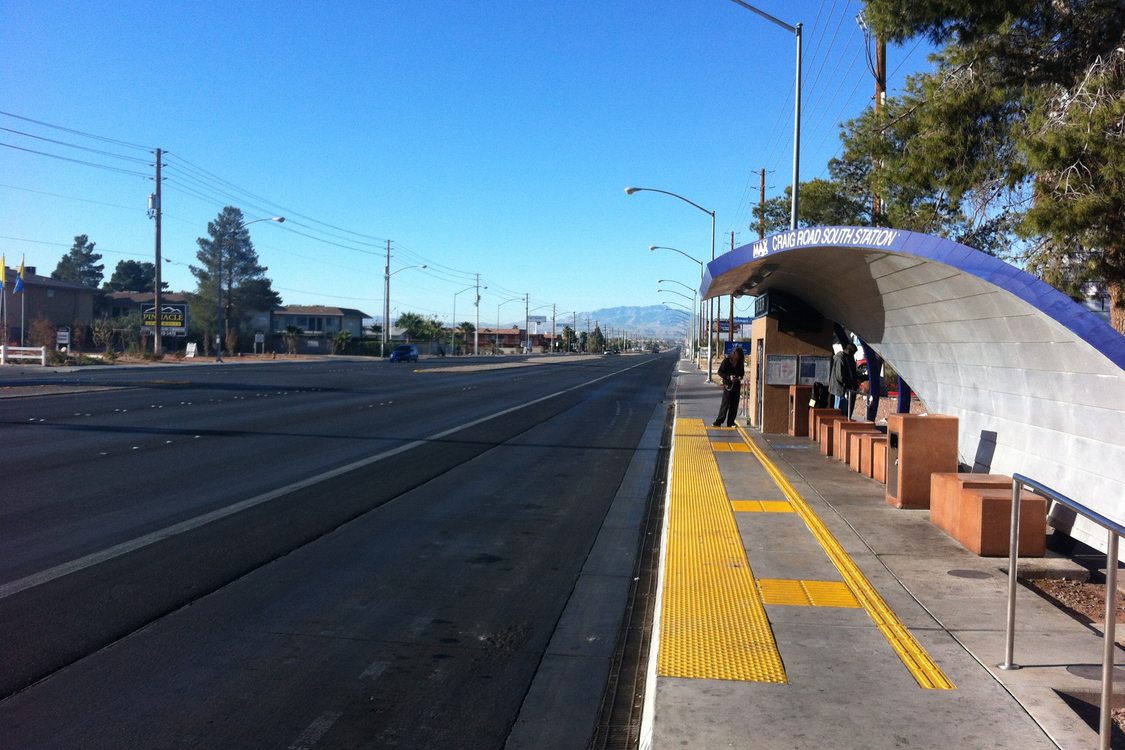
[
  {"xmin": 358, "ymin": 660, "xmax": 389, "ymax": 680},
  {"xmin": 287, "ymin": 710, "xmax": 342, "ymax": 750},
  {"xmin": 0, "ymin": 359, "xmax": 653, "ymax": 600}
]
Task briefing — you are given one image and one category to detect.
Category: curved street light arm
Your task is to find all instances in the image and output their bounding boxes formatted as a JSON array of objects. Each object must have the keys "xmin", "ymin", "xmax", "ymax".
[
  {"xmin": 657, "ymin": 288, "xmax": 693, "ymax": 304},
  {"xmin": 658, "ymin": 278, "xmax": 696, "ymax": 293},
  {"xmin": 626, "ymin": 187, "xmax": 714, "ymax": 218}
]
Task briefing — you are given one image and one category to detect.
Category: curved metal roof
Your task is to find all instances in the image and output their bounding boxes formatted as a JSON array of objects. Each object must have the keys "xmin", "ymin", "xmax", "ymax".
[{"xmin": 702, "ymin": 226, "xmax": 1125, "ymax": 546}]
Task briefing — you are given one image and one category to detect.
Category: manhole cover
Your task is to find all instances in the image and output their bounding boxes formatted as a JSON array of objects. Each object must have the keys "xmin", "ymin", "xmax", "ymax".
[
  {"xmin": 947, "ymin": 569, "xmax": 994, "ymax": 579},
  {"xmin": 1066, "ymin": 664, "xmax": 1125, "ymax": 680}
]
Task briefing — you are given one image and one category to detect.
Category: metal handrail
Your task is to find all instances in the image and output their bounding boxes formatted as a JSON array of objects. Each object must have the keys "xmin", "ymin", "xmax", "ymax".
[{"xmin": 1001, "ymin": 473, "xmax": 1123, "ymax": 750}]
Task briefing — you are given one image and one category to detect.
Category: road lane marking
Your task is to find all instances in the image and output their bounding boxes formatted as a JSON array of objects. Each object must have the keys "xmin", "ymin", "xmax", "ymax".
[
  {"xmin": 288, "ymin": 710, "xmax": 342, "ymax": 750},
  {"xmin": 0, "ymin": 358, "xmax": 657, "ymax": 600}
]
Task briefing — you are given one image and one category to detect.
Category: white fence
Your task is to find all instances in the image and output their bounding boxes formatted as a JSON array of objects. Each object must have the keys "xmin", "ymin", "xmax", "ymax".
[{"xmin": 0, "ymin": 345, "xmax": 47, "ymax": 366}]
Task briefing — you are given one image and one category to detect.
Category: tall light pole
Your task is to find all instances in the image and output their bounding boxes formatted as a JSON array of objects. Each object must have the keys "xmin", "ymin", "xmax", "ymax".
[
  {"xmin": 452, "ymin": 284, "xmax": 485, "ymax": 355},
  {"xmin": 728, "ymin": 0, "xmax": 802, "ymax": 230},
  {"xmin": 657, "ymin": 281, "xmax": 697, "ymax": 355},
  {"xmin": 382, "ymin": 249, "xmax": 426, "ymax": 356},
  {"xmin": 649, "ymin": 245, "xmax": 705, "ymax": 368},
  {"xmin": 627, "ymin": 187, "xmax": 716, "ymax": 380},
  {"xmin": 216, "ymin": 215, "xmax": 284, "ymax": 362}
]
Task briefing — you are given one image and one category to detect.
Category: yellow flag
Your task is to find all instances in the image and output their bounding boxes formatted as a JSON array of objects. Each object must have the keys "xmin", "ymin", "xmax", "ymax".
[
  {"xmin": 14, "ymin": 256, "xmax": 26, "ymax": 293},
  {"xmin": 1, "ymin": 254, "xmax": 5, "ymax": 289}
]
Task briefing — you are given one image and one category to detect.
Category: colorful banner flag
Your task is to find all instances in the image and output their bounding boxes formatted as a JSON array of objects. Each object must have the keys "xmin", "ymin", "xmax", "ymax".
[
  {"xmin": 1, "ymin": 254, "xmax": 6, "ymax": 289},
  {"xmin": 13, "ymin": 256, "xmax": 25, "ymax": 293}
]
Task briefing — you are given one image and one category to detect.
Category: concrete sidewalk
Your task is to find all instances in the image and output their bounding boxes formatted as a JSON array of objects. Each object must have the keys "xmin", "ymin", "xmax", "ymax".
[{"xmin": 648, "ymin": 359, "xmax": 1121, "ymax": 749}]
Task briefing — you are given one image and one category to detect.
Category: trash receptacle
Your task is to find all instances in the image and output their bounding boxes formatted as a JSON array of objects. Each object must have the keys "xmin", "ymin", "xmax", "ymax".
[{"xmin": 885, "ymin": 414, "xmax": 959, "ymax": 509}]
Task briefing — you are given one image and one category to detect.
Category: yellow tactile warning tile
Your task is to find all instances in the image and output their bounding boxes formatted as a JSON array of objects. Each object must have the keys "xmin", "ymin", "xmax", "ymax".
[
  {"xmin": 711, "ymin": 442, "xmax": 750, "ymax": 453},
  {"xmin": 659, "ymin": 418, "xmax": 787, "ymax": 683},
  {"xmin": 735, "ymin": 426, "xmax": 956, "ymax": 691},
  {"xmin": 758, "ymin": 579, "xmax": 861, "ymax": 608},
  {"xmin": 730, "ymin": 500, "xmax": 795, "ymax": 513}
]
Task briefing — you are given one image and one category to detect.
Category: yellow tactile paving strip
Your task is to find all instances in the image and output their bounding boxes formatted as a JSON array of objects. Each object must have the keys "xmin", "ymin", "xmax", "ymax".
[
  {"xmin": 735, "ymin": 426, "xmax": 956, "ymax": 691},
  {"xmin": 731, "ymin": 500, "xmax": 795, "ymax": 513},
  {"xmin": 758, "ymin": 579, "xmax": 860, "ymax": 608},
  {"xmin": 711, "ymin": 441, "xmax": 751, "ymax": 452},
  {"xmin": 658, "ymin": 418, "xmax": 787, "ymax": 683}
]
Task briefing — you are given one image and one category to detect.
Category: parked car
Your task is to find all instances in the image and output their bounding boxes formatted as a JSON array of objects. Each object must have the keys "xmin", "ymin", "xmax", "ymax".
[{"xmin": 389, "ymin": 344, "xmax": 418, "ymax": 363}]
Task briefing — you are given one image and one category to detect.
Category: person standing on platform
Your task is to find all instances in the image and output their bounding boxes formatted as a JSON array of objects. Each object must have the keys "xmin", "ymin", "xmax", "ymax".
[
  {"xmin": 829, "ymin": 342, "xmax": 859, "ymax": 418},
  {"xmin": 713, "ymin": 346, "xmax": 745, "ymax": 427}
]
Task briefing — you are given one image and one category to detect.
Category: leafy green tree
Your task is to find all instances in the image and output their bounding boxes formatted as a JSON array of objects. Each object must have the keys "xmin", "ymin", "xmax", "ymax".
[
  {"xmin": 191, "ymin": 207, "xmax": 283, "ymax": 353},
  {"xmin": 753, "ymin": 174, "xmax": 874, "ymax": 235},
  {"xmin": 561, "ymin": 325, "xmax": 576, "ymax": 352},
  {"xmin": 103, "ymin": 260, "xmax": 166, "ymax": 292},
  {"xmin": 284, "ymin": 325, "xmax": 303, "ymax": 355},
  {"xmin": 332, "ymin": 330, "xmax": 352, "ymax": 354},
  {"xmin": 52, "ymin": 235, "xmax": 104, "ymax": 287},
  {"xmin": 395, "ymin": 312, "xmax": 442, "ymax": 342},
  {"xmin": 860, "ymin": 0, "xmax": 1125, "ymax": 330},
  {"xmin": 589, "ymin": 325, "xmax": 606, "ymax": 354},
  {"xmin": 456, "ymin": 321, "xmax": 475, "ymax": 353}
]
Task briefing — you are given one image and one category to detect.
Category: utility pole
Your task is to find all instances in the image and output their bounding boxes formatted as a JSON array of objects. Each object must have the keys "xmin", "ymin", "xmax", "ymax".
[
  {"xmin": 759, "ymin": 168, "xmax": 767, "ymax": 239},
  {"xmin": 152, "ymin": 148, "xmax": 163, "ymax": 356},
  {"xmin": 873, "ymin": 34, "xmax": 886, "ymax": 218},
  {"xmin": 382, "ymin": 240, "xmax": 391, "ymax": 357},
  {"xmin": 474, "ymin": 272, "xmax": 481, "ymax": 355},
  {"xmin": 524, "ymin": 293, "xmax": 529, "ymax": 354}
]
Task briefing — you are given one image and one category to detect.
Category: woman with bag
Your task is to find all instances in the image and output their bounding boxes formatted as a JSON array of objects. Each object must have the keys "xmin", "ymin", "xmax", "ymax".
[{"xmin": 713, "ymin": 346, "xmax": 745, "ymax": 427}]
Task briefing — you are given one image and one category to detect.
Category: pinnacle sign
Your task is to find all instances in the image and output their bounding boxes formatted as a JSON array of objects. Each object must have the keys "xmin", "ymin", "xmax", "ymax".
[{"xmin": 142, "ymin": 304, "xmax": 188, "ymax": 335}]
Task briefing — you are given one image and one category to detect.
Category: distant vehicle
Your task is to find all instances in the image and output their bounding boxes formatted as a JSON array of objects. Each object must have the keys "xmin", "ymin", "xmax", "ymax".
[{"xmin": 389, "ymin": 344, "xmax": 418, "ymax": 363}]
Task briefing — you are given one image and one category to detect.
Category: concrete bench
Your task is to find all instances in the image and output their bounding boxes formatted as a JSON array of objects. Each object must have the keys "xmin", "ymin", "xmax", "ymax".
[
  {"xmin": 872, "ymin": 439, "xmax": 888, "ymax": 484},
  {"xmin": 809, "ymin": 408, "xmax": 842, "ymax": 443},
  {"xmin": 930, "ymin": 473, "xmax": 1013, "ymax": 537},
  {"xmin": 956, "ymin": 487, "xmax": 1047, "ymax": 557},
  {"xmin": 835, "ymin": 422, "xmax": 881, "ymax": 464},
  {"xmin": 817, "ymin": 415, "xmax": 847, "ymax": 456},
  {"xmin": 857, "ymin": 434, "xmax": 888, "ymax": 478}
]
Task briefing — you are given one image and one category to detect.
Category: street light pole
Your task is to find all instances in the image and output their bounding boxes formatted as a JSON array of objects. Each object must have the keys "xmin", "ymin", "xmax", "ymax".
[
  {"xmin": 217, "ymin": 215, "xmax": 284, "ymax": 363},
  {"xmin": 658, "ymin": 280, "xmax": 697, "ymax": 355},
  {"xmin": 627, "ymin": 187, "xmax": 716, "ymax": 381},
  {"xmin": 382, "ymin": 251, "xmax": 427, "ymax": 356},
  {"xmin": 650, "ymin": 245, "xmax": 705, "ymax": 368},
  {"xmin": 452, "ymin": 284, "xmax": 485, "ymax": 355},
  {"xmin": 728, "ymin": 0, "xmax": 802, "ymax": 230}
]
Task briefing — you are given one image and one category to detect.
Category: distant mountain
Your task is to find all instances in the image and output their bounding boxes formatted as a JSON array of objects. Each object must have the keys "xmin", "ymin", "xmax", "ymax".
[{"xmin": 576, "ymin": 305, "xmax": 692, "ymax": 339}]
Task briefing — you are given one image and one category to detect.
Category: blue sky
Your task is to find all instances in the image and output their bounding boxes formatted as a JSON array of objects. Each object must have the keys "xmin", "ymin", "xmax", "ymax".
[{"xmin": 1, "ymin": 0, "xmax": 932, "ymax": 329}]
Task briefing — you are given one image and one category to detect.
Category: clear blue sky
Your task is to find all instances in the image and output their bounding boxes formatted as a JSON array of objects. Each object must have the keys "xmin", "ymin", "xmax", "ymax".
[{"xmin": 1, "ymin": 0, "xmax": 931, "ymax": 328}]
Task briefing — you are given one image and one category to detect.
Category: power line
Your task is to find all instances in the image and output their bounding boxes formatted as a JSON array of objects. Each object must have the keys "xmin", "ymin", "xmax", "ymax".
[
  {"xmin": 0, "ymin": 126, "xmax": 153, "ymax": 164},
  {"xmin": 1, "ymin": 142, "xmax": 151, "ymax": 178},
  {"xmin": 0, "ymin": 110, "xmax": 152, "ymax": 151}
]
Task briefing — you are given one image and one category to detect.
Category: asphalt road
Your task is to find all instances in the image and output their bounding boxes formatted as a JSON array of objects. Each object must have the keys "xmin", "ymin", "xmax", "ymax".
[{"xmin": 0, "ymin": 353, "xmax": 676, "ymax": 748}]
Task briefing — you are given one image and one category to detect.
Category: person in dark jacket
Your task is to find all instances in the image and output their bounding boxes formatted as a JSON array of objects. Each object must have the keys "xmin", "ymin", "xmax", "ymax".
[
  {"xmin": 828, "ymin": 342, "xmax": 859, "ymax": 417},
  {"xmin": 713, "ymin": 346, "xmax": 745, "ymax": 427}
]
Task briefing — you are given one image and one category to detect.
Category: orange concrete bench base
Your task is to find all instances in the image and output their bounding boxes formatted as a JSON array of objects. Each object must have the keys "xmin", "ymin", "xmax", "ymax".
[
  {"xmin": 956, "ymin": 488, "xmax": 1047, "ymax": 557},
  {"xmin": 930, "ymin": 473, "xmax": 1013, "ymax": 536},
  {"xmin": 818, "ymin": 416, "xmax": 846, "ymax": 456},
  {"xmin": 838, "ymin": 424, "xmax": 881, "ymax": 465},
  {"xmin": 809, "ymin": 408, "xmax": 842, "ymax": 444},
  {"xmin": 871, "ymin": 440, "xmax": 888, "ymax": 484},
  {"xmin": 858, "ymin": 434, "xmax": 888, "ymax": 478}
]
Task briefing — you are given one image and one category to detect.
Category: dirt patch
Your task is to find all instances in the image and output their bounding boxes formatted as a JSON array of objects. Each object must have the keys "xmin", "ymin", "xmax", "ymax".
[{"xmin": 1025, "ymin": 577, "xmax": 1125, "ymax": 625}]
